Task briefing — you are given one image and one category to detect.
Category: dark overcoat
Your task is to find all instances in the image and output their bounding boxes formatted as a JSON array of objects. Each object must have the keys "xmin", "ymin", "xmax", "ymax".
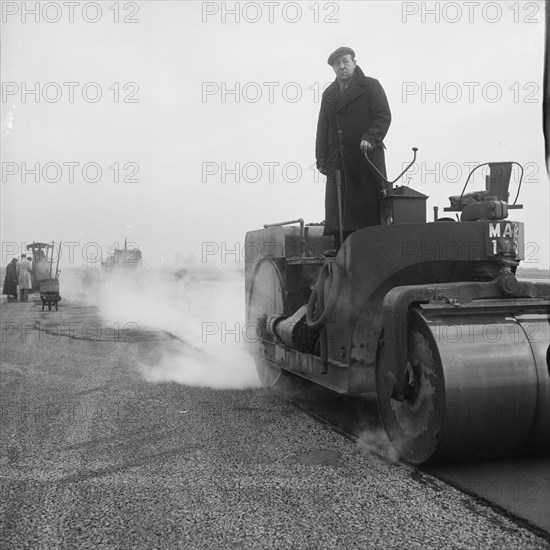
[
  {"xmin": 3, "ymin": 259, "xmax": 18, "ymax": 296},
  {"xmin": 315, "ymin": 65, "xmax": 391, "ymax": 234}
]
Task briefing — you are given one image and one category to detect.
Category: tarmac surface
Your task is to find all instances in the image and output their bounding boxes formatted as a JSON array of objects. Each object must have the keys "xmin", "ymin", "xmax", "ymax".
[{"xmin": 1, "ymin": 295, "xmax": 549, "ymax": 549}]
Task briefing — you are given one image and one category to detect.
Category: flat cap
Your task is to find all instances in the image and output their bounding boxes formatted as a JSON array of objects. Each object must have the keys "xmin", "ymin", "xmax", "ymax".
[{"xmin": 327, "ymin": 46, "xmax": 355, "ymax": 66}]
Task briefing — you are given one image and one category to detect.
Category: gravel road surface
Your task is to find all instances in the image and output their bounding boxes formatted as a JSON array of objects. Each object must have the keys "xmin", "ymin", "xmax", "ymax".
[{"xmin": 1, "ymin": 299, "xmax": 548, "ymax": 549}]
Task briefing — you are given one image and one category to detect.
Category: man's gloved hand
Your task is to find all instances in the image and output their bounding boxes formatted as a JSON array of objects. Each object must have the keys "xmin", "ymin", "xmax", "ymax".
[
  {"xmin": 360, "ymin": 140, "xmax": 374, "ymax": 153},
  {"xmin": 318, "ymin": 165, "xmax": 327, "ymax": 176}
]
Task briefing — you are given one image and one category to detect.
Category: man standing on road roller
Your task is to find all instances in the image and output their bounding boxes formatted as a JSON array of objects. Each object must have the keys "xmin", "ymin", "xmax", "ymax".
[{"xmin": 316, "ymin": 47, "xmax": 391, "ymax": 253}]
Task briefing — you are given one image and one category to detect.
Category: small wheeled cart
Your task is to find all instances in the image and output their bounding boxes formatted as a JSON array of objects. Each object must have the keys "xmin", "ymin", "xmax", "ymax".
[{"xmin": 39, "ymin": 279, "xmax": 61, "ymax": 311}]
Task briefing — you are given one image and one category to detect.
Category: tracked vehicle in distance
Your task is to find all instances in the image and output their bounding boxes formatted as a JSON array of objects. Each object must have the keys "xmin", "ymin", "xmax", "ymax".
[
  {"xmin": 244, "ymin": 155, "xmax": 550, "ymax": 464},
  {"xmin": 102, "ymin": 238, "xmax": 143, "ymax": 271}
]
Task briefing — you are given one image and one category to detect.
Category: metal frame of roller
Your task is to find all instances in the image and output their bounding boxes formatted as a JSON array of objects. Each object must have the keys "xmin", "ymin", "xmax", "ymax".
[{"xmin": 244, "ymin": 165, "xmax": 550, "ymax": 465}]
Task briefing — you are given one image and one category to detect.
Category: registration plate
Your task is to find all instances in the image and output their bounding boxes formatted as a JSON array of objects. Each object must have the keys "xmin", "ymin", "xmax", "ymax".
[{"xmin": 486, "ymin": 221, "xmax": 521, "ymax": 259}]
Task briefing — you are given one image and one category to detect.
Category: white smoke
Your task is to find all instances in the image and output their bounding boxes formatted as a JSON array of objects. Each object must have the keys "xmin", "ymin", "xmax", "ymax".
[
  {"xmin": 357, "ymin": 428, "xmax": 400, "ymax": 463},
  {"xmin": 140, "ymin": 338, "xmax": 260, "ymax": 390},
  {"xmin": 71, "ymin": 266, "xmax": 261, "ymax": 389}
]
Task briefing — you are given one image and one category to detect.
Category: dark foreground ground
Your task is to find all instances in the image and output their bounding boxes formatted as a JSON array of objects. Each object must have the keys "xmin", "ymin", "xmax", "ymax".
[{"xmin": 1, "ymin": 298, "xmax": 549, "ymax": 549}]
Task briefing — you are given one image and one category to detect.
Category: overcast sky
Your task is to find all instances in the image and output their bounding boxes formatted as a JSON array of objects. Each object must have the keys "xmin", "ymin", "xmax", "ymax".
[{"xmin": 1, "ymin": 0, "xmax": 548, "ymax": 268}]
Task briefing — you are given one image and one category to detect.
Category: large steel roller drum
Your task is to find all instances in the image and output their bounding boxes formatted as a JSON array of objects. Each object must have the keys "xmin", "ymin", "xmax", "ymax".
[{"xmin": 376, "ymin": 308, "xmax": 550, "ymax": 464}]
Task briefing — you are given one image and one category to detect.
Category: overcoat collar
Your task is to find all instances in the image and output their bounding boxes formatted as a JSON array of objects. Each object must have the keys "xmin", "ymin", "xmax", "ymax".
[{"xmin": 324, "ymin": 65, "xmax": 369, "ymax": 110}]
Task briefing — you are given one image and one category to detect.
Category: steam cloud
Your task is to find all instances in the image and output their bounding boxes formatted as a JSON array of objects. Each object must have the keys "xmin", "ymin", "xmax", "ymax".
[
  {"xmin": 357, "ymin": 428, "xmax": 400, "ymax": 463},
  {"xmin": 66, "ymin": 265, "xmax": 261, "ymax": 389}
]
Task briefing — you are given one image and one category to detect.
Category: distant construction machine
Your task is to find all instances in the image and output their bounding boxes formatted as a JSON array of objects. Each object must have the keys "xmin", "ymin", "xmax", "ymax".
[{"xmin": 102, "ymin": 239, "xmax": 143, "ymax": 271}]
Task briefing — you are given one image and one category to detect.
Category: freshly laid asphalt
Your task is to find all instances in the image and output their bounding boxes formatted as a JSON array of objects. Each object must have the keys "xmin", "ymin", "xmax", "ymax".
[{"xmin": 1, "ymin": 298, "xmax": 548, "ymax": 549}]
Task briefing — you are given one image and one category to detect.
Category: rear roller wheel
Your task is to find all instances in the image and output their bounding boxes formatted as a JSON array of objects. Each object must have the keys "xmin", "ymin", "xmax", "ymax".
[
  {"xmin": 254, "ymin": 357, "xmax": 282, "ymax": 387},
  {"xmin": 247, "ymin": 259, "xmax": 285, "ymax": 388},
  {"xmin": 376, "ymin": 308, "xmax": 548, "ymax": 464}
]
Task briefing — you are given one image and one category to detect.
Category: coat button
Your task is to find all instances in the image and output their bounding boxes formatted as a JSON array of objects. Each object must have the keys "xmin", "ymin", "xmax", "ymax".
[{"xmin": 338, "ymin": 129, "xmax": 343, "ymax": 134}]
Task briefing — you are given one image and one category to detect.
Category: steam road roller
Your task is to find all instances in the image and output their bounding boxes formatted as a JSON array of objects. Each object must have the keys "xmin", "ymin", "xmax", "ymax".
[{"xmin": 245, "ymin": 158, "xmax": 550, "ymax": 464}]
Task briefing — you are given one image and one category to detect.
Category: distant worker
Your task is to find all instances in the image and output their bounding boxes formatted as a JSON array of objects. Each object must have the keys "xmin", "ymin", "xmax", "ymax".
[
  {"xmin": 26, "ymin": 256, "xmax": 33, "ymax": 286},
  {"xmin": 315, "ymin": 46, "xmax": 391, "ymax": 253},
  {"xmin": 16, "ymin": 254, "xmax": 32, "ymax": 302},
  {"xmin": 3, "ymin": 258, "xmax": 18, "ymax": 302}
]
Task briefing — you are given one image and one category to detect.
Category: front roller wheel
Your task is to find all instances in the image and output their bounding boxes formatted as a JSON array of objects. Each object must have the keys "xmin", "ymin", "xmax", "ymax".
[
  {"xmin": 376, "ymin": 308, "xmax": 545, "ymax": 464},
  {"xmin": 376, "ymin": 311, "xmax": 445, "ymax": 464}
]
